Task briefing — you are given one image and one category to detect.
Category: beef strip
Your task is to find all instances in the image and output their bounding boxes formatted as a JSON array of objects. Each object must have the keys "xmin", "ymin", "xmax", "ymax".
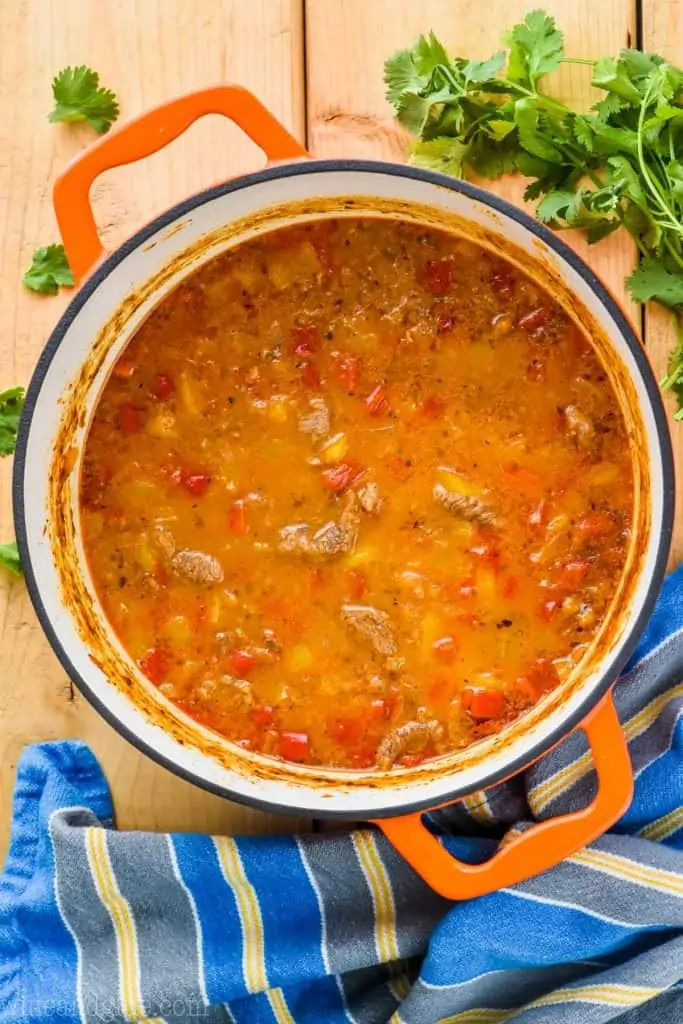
[
  {"xmin": 341, "ymin": 603, "xmax": 397, "ymax": 655},
  {"xmin": 279, "ymin": 492, "xmax": 360, "ymax": 559},
  {"xmin": 171, "ymin": 549, "xmax": 224, "ymax": 584},
  {"xmin": 375, "ymin": 719, "xmax": 442, "ymax": 770},
  {"xmin": 357, "ymin": 481, "xmax": 382, "ymax": 514},
  {"xmin": 298, "ymin": 397, "xmax": 330, "ymax": 439},
  {"xmin": 433, "ymin": 483, "xmax": 496, "ymax": 526}
]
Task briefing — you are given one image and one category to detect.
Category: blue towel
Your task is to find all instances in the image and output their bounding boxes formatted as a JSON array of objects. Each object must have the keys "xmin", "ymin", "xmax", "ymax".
[{"xmin": 1, "ymin": 572, "xmax": 683, "ymax": 1024}]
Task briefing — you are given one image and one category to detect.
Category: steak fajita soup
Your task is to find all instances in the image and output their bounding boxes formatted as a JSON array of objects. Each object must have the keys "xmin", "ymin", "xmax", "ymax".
[{"xmin": 79, "ymin": 216, "xmax": 633, "ymax": 770}]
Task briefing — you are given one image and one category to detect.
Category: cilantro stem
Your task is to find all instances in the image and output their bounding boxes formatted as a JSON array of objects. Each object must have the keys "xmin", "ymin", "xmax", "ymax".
[
  {"xmin": 664, "ymin": 236, "xmax": 683, "ymax": 271},
  {"xmin": 636, "ymin": 77, "xmax": 683, "ymax": 239},
  {"xmin": 559, "ymin": 57, "xmax": 597, "ymax": 66}
]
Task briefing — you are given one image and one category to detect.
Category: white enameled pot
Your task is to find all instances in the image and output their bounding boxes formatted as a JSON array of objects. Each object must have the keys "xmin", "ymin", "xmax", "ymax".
[{"xmin": 14, "ymin": 87, "xmax": 674, "ymax": 899}]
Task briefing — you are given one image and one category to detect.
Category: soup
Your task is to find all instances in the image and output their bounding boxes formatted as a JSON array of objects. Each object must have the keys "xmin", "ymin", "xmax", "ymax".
[{"xmin": 80, "ymin": 217, "xmax": 633, "ymax": 770}]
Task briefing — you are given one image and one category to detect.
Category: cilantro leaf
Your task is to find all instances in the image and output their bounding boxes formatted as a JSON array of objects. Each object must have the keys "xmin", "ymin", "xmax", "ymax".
[
  {"xmin": 592, "ymin": 57, "xmax": 643, "ymax": 104},
  {"xmin": 661, "ymin": 322, "xmax": 683, "ymax": 418},
  {"xmin": 385, "ymin": 49, "xmax": 428, "ymax": 107},
  {"xmin": 411, "ymin": 137, "xmax": 469, "ymax": 176},
  {"xmin": 514, "ymin": 99, "xmax": 565, "ymax": 163},
  {"xmin": 49, "ymin": 66, "xmax": 120, "ymax": 133},
  {"xmin": 463, "ymin": 52, "xmax": 506, "ymax": 83},
  {"xmin": 0, "ymin": 387, "xmax": 25, "ymax": 456},
  {"xmin": 504, "ymin": 9, "xmax": 563, "ymax": 87},
  {"xmin": 0, "ymin": 541, "xmax": 22, "ymax": 577},
  {"xmin": 627, "ymin": 258, "xmax": 683, "ymax": 307},
  {"xmin": 412, "ymin": 31, "xmax": 450, "ymax": 75},
  {"xmin": 593, "ymin": 93, "xmax": 625, "ymax": 119},
  {"xmin": 536, "ymin": 190, "xmax": 576, "ymax": 223},
  {"xmin": 22, "ymin": 245, "xmax": 74, "ymax": 296}
]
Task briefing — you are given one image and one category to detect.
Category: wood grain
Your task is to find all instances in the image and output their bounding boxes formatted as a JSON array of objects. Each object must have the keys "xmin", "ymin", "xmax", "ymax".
[
  {"xmin": 0, "ymin": 0, "xmax": 307, "ymax": 862},
  {"xmin": 641, "ymin": 0, "xmax": 683, "ymax": 568}
]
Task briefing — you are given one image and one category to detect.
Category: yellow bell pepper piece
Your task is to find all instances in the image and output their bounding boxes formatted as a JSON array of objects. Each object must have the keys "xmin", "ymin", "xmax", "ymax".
[
  {"xmin": 321, "ymin": 433, "xmax": 349, "ymax": 463},
  {"xmin": 437, "ymin": 467, "xmax": 483, "ymax": 498}
]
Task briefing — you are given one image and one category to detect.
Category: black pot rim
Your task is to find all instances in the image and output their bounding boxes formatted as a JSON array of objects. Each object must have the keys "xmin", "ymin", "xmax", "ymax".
[{"xmin": 13, "ymin": 158, "xmax": 676, "ymax": 820}]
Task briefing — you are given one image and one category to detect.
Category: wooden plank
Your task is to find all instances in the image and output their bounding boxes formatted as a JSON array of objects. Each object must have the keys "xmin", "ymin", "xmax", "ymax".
[
  {"xmin": 0, "ymin": 0, "xmax": 307, "ymax": 861},
  {"xmin": 306, "ymin": 0, "xmax": 637, "ymax": 317},
  {"xmin": 642, "ymin": 0, "xmax": 683, "ymax": 568}
]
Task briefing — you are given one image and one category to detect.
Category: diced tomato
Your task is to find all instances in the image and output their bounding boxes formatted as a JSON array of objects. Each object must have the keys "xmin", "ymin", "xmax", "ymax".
[
  {"xmin": 227, "ymin": 500, "xmax": 247, "ymax": 534},
  {"xmin": 561, "ymin": 560, "xmax": 590, "ymax": 587},
  {"xmin": 291, "ymin": 325, "xmax": 320, "ymax": 357},
  {"xmin": 519, "ymin": 307, "xmax": 551, "ymax": 332},
  {"xmin": 153, "ymin": 374, "xmax": 175, "ymax": 400},
  {"xmin": 347, "ymin": 570, "xmax": 367, "ymax": 600},
  {"xmin": 279, "ymin": 731, "xmax": 310, "ymax": 762},
  {"xmin": 118, "ymin": 403, "xmax": 143, "ymax": 435},
  {"xmin": 425, "ymin": 259, "xmax": 453, "ymax": 295},
  {"xmin": 301, "ymin": 362, "xmax": 321, "ymax": 388},
  {"xmin": 436, "ymin": 313, "xmax": 454, "ymax": 334},
  {"xmin": 528, "ymin": 657, "xmax": 561, "ymax": 696},
  {"xmin": 327, "ymin": 716, "xmax": 362, "ymax": 744},
  {"xmin": 351, "ymin": 748, "xmax": 376, "ymax": 769},
  {"xmin": 253, "ymin": 705, "xmax": 275, "ymax": 727},
  {"xmin": 369, "ymin": 698, "xmax": 389, "ymax": 722},
  {"xmin": 113, "ymin": 360, "xmax": 136, "ymax": 379},
  {"xmin": 332, "ymin": 354, "xmax": 360, "ymax": 393},
  {"xmin": 503, "ymin": 574, "xmax": 519, "ymax": 599},
  {"xmin": 433, "ymin": 635, "xmax": 458, "ymax": 662},
  {"xmin": 462, "ymin": 687, "xmax": 505, "ymax": 720},
  {"xmin": 514, "ymin": 677, "xmax": 538, "ymax": 704},
  {"xmin": 365, "ymin": 384, "xmax": 389, "ymax": 416},
  {"xmin": 539, "ymin": 598, "xmax": 559, "ymax": 622},
  {"xmin": 422, "ymin": 395, "xmax": 446, "ymax": 418},
  {"xmin": 182, "ymin": 472, "xmax": 211, "ymax": 497},
  {"xmin": 228, "ymin": 649, "xmax": 255, "ymax": 676},
  {"xmin": 577, "ymin": 511, "xmax": 614, "ymax": 540},
  {"xmin": 139, "ymin": 647, "xmax": 170, "ymax": 685},
  {"xmin": 320, "ymin": 461, "xmax": 365, "ymax": 492}
]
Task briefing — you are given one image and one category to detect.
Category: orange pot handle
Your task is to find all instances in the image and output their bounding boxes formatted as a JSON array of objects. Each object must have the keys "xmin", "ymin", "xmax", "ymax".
[
  {"xmin": 53, "ymin": 85, "xmax": 309, "ymax": 284},
  {"xmin": 374, "ymin": 692, "xmax": 632, "ymax": 900}
]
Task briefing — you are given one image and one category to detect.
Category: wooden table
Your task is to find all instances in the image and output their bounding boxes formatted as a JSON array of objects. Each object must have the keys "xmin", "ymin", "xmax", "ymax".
[{"xmin": 0, "ymin": 0, "xmax": 680, "ymax": 858}]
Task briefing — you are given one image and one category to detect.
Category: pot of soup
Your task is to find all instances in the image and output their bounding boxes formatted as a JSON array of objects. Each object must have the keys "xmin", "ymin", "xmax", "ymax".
[{"xmin": 14, "ymin": 87, "xmax": 674, "ymax": 899}]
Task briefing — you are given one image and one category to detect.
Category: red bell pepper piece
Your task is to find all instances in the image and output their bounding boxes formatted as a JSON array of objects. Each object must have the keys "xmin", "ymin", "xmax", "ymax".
[
  {"xmin": 462, "ymin": 687, "xmax": 505, "ymax": 720},
  {"xmin": 279, "ymin": 731, "xmax": 310, "ymax": 762},
  {"xmin": 139, "ymin": 647, "xmax": 170, "ymax": 685}
]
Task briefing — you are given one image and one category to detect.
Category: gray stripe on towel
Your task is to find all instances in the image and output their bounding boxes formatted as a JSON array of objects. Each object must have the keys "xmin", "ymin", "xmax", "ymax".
[
  {"xmin": 50, "ymin": 808, "xmax": 121, "ymax": 1024},
  {"xmin": 105, "ymin": 827, "xmax": 206, "ymax": 1019}
]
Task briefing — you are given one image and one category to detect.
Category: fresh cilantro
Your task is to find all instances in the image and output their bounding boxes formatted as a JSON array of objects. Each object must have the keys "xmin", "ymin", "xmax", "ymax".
[
  {"xmin": 0, "ymin": 542, "xmax": 22, "ymax": 577},
  {"xmin": 384, "ymin": 9, "xmax": 683, "ymax": 415},
  {"xmin": 22, "ymin": 245, "xmax": 74, "ymax": 295},
  {"xmin": 627, "ymin": 259, "xmax": 683, "ymax": 307},
  {"xmin": 504, "ymin": 9, "xmax": 563, "ymax": 87},
  {"xmin": 49, "ymin": 66, "xmax": 120, "ymax": 133},
  {"xmin": 411, "ymin": 138, "xmax": 469, "ymax": 176},
  {"xmin": 0, "ymin": 387, "xmax": 25, "ymax": 457},
  {"xmin": 463, "ymin": 52, "xmax": 506, "ymax": 84}
]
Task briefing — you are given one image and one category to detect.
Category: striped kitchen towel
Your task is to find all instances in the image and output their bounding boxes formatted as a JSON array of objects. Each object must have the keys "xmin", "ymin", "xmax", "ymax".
[{"xmin": 1, "ymin": 571, "xmax": 683, "ymax": 1024}]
